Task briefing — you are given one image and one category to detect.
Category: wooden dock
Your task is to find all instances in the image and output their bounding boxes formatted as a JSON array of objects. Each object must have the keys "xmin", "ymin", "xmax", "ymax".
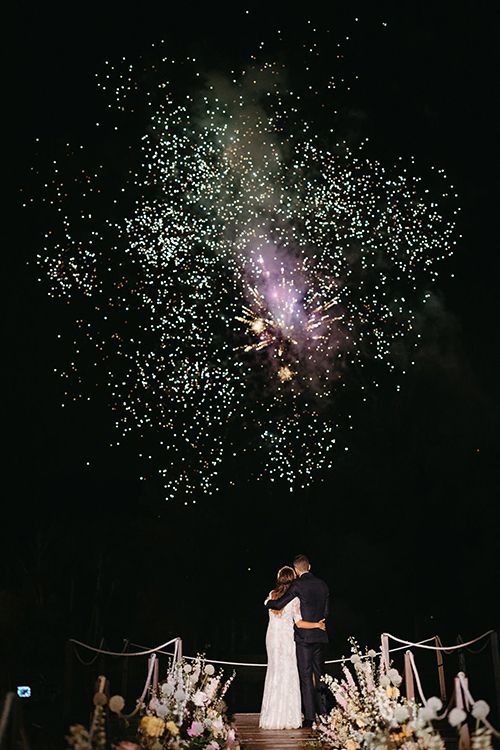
[
  {"xmin": 233, "ymin": 713, "xmax": 460, "ymax": 750},
  {"xmin": 234, "ymin": 713, "xmax": 322, "ymax": 749}
]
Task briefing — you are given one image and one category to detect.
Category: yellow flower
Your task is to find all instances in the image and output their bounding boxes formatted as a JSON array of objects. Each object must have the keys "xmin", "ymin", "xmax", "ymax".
[
  {"xmin": 346, "ymin": 740, "xmax": 360, "ymax": 750},
  {"xmin": 386, "ymin": 686, "xmax": 400, "ymax": 699},
  {"xmin": 139, "ymin": 716, "xmax": 165, "ymax": 738},
  {"xmin": 166, "ymin": 721, "xmax": 179, "ymax": 737}
]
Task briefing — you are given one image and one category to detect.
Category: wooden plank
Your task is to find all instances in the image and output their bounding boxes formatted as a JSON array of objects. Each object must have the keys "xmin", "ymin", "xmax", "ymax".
[
  {"xmin": 234, "ymin": 713, "xmax": 322, "ymax": 749},
  {"xmin": 234, "ymin": 713, "xmax": 459, "ymax": 750}
]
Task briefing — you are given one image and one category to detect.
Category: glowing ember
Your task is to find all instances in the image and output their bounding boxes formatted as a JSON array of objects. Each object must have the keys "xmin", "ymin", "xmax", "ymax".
[{"xmin": 278, "ymin": 366, "xmax": 295, "ymax": 383}]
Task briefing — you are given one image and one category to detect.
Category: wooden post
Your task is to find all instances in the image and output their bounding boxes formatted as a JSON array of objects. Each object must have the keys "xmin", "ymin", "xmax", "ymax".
[
  {"xmin": 490, "ymin": 631, "xmax": 500, "ymax": 722},
  {"xmin": 404, "ymin": 651, "xmax": 415, "ymax": 701},
  {"xmin": 0, "ymin": 692, "xmax": 15, "ymax": 746},
  {"xmin": 8, "ymin": 696, "xmax": 30, "ymax": 750},
  {"xmin": 380, "ymin": 634, "xmax": 390, "ymax": 672},
  {"xmin": 63, "ymin": 640, "xmax": 74, "ymax": 731},
  {"xmin": 457, "ymin": 635, "xmax": 466, "ymax": 674},
  {"xmin": 147, "ymin": 655, "xmax": 155, "ymax": 702},
  {"xmin": 153, "ymin": 654, "xmax": 159, "ymax": 693},
  {"xmin": 455, "ymin": 675, "xmax": 470, "ymax": 750},
  {"xmin": 434, "ymin": 636, "xmax": 447, "ymax": 703},
  {"xmin": 120, "ymin": 640, "xmax": 129, "ymax": 701}
]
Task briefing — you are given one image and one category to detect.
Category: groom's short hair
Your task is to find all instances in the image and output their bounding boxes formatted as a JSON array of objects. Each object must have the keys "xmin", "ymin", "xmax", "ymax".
[{"xmin": 293, "ymin": 554, "xmax": 310, "ymax": 571}]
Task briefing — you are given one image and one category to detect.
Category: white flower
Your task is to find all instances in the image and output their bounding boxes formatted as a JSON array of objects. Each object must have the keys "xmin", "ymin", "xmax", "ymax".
[
  {"xmin": 472, "ymin": 701, "xmax": 490, "ymax": 720},
  {"xmin": 183, "ymin": 664, "xmax": 192, "ymax": 674},
  {"xmin": 156, "ymin": 703, "xmax": 168, "ymax": 719},
  {"xmin": 193, "ymin": 690, "xmax": 208, "ymax": 707},
  {"xmin": 368, "ymin": 649, "xmax": 377, "ymax": 658},
  {"xmin": 109, "ymin": 695, "xmax": 125, "ymax": 713},
  {"xmin": 161, "ymin": 683, "xmax": 174, "ymax": 697},
  {"xmin": 420, "ymin": 707, "xmax": 435, "ymax": 723},
  {"xmin": 449, "ymin": 708, "xmax": 467, "ymax": 726},
  {"xmin": 380, "ymin": 675, "xmax": 390, "ymax": 688},
  {"xmin": 205, "ymin": 677, "xmax": 220, "ymax": 699},
  {"xmin": 204, "ymin": 664, "xmax": 216, "ymax": 676},
  {"xmin": 427, "ymin": 697, "xmax": 443, "ymax": 715},
  {"xmin": 394, "ymin": 706, "xmax": 410, "ymax": 724},
  {"xmin": 174, "ymin": 689, "xmax": 186, "ymax": 702},
  {"xmin": 351, "ymin": 654, "xmax": 361, "ymax": 664},
  {"xmin": 192, "ymin": 666, "xmax": 201, "ymax": 680},
  {"xmin": 388, "ymin": 668, "xmax": 402, "ymax": 686}
]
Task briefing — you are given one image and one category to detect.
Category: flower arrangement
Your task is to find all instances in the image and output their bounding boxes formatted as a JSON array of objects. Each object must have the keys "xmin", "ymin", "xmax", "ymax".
[
  {"xmin": 138, "ymin": 654, "xmax": 239, "ymax": 750},
  {"xmin": 314, "ymin": 639, "xmax": 446, "ymax": 750},
  {"xmin": 66, "ymin": 655, "xmax": 239, "ymax": 750}
]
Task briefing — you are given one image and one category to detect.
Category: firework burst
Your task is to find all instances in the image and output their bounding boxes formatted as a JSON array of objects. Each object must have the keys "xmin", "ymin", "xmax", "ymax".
[{"xmin": 35, "ymin": 29, "xmax": 460, "ymax": 499}]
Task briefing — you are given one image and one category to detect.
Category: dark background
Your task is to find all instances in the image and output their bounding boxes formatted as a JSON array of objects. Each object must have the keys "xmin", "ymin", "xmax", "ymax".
[{"xmin": 2, "ymin": 1, "xmax": 499, "ymax": 745}]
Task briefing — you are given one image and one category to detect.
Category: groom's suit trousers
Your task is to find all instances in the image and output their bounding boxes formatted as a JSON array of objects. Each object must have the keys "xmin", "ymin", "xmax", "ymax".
[{"xmin": 296, "ymin": 641, "xmax": 325, "ymax": 722}]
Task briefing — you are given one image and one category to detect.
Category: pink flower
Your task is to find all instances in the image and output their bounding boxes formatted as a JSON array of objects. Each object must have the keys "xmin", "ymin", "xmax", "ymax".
[
  {"xmin": 343, "ymin": 666, "xmax": 355, "ymax": 688},
  {"xmin": 211, "ymin": 717, "xmax": 224, "ymax": 736},
  {"xmin": 335, "ymin": 692, "xmax": 348, "ymax": 710},
  {"xmin": 187, "ymin": 721, "xmax": 204, "ymax": 737}
]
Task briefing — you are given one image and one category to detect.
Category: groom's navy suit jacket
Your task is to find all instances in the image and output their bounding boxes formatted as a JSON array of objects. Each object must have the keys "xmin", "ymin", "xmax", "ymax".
[{"xmin": 265, "ymin": 572, "xmax": 329, "ymax": 644}]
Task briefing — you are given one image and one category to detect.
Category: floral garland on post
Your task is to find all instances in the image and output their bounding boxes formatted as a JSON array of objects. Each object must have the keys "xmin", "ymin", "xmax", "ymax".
[{"xmin": 314, "ymin": 638, "xmax": 446, "ymax": 750}]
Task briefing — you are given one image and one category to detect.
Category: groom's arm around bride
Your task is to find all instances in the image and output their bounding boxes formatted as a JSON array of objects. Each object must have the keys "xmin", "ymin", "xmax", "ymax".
[{"xmin": 264, "ymin": 554, "xmax": 330, "ymax": 637}]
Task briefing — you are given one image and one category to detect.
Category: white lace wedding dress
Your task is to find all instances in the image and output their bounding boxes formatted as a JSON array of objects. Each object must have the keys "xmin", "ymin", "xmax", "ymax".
[{"xmin": 259, "ymin": 595, "xmax": 302, "ymax": 729}]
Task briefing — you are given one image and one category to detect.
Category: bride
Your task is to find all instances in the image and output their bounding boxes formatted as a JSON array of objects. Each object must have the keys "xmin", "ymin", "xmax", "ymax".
[{"xmin": 259, "ymin": 565, "xmax": 326, "ymax": 730}]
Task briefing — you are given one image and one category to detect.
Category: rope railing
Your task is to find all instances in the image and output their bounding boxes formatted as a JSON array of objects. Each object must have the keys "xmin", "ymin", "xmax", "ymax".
[
  {"xmin": 404, "ymin": 650, "xmax": 430, "ymax": 706},
  {"xmin": 326, "ymin": 637, "xmax": 437, "ymax": 666},
  {"xmin": 70, "ymin": 629, "xmax": 495, "ymax": 669},
  {"xmin": 128, "ymin": 643, "xmax": 268, "ymax": 667},
  {"xmin": 127, "ymin": 636, "xmax": 437, "ymax": 667},
  {"xmin": 69, "ymin": 636, "xmax": 182, "ymax": 658},
  {"xmin": 382, "ymin": 630, "xmax": 494, "ymax": 655},
  {"xmin": 72, "ymin": 637, "xmax": 106, "ymax": 666},
  {"xmin": 119, "ymin": 654, "xmax": 158, "ymax": 719}
]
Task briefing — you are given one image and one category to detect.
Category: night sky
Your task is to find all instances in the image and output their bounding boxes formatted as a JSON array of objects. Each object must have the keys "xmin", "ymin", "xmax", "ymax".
[{"xmin": 2, "ymin": 0, "xmax": 499, "ymax": 739}]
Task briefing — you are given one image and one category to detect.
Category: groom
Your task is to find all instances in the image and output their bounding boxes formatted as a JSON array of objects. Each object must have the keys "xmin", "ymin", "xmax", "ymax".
[{"xmin": 265, "ymin": 553, "xmax": 330, "ymax": 728}]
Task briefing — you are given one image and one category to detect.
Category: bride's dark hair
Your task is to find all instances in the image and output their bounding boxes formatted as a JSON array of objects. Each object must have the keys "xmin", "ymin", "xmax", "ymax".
[{"xmin": 270, "ymin": 566, "xmax": 295, "ymax": 612}]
